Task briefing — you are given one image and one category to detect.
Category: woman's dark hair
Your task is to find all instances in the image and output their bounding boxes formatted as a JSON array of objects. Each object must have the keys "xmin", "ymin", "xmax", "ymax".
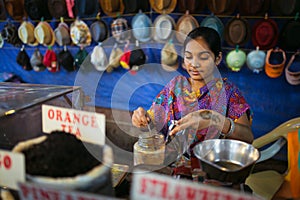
[{"xmin": 183, "ymin": 27, "xmax": 222, "ymax": 59}]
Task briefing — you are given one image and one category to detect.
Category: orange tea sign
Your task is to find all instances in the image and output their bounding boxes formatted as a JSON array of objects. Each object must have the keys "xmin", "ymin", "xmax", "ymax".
[{"xmin": 42, "ymin": 105, "xmax": 105, "ymax": 145}]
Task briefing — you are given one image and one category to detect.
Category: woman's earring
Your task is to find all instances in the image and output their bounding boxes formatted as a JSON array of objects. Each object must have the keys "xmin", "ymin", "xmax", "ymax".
[{"xmin": 216, "ymin": 53, "xmax": 222, "ymax": 66}]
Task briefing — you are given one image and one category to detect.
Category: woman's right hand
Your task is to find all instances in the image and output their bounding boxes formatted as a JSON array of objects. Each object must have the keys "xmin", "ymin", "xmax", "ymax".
[{"xmin": 132, "ymin": 107, "xmax": 150, "ymax": 128}]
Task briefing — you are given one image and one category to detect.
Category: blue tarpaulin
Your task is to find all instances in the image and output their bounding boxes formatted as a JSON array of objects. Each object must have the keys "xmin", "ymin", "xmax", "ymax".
[{"xmin": 1, "ymin": 14, "xmax": 300, "ymax": 146}]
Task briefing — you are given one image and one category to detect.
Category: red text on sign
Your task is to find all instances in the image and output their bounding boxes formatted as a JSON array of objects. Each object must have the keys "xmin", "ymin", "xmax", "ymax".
[
  {"xmin": 19, "ymin": 184, "xmax": 103, "ymax": 200},
  {"xmin": 0, "ymin": 154, "xmax": 12, "ymax": 170},
  {"xmin": 47, "ymin": 108, "xmax": 98, "ymax": 128},
  {"xmin": 138, "ymin": 176, "xmax": 257, "ymax": 200}
]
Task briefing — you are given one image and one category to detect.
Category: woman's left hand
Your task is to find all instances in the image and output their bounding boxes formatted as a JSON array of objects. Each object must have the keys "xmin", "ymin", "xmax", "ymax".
[{"xmin": 169, "ymin": 109, "xmax": 225, "ymax": 136}]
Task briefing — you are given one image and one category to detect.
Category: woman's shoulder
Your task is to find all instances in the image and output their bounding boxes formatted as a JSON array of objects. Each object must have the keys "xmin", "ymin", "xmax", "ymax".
[
  {"xmin": 222, "ymin": 78, "xmax": 240, "ymax": 91},
  {"xmin": 171, "ymin": 75, "xmax": 188, "ymax": 82}
]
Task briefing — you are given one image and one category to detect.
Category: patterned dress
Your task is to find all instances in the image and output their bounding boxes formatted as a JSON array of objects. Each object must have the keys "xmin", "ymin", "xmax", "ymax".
[{"xmin": 147, "ymin": 75, "xmax": 251, "ymax": 144}]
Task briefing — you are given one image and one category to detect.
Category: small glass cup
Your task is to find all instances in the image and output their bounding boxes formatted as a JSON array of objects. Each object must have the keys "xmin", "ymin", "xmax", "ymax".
[{"xmin": 133, "ymin": 134, "xmax": 165, "ymax": 166}]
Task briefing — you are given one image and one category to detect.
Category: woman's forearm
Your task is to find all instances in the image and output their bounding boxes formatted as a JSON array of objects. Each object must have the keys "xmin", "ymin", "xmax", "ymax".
[
  {"xmin": 170, "ymin": 110, "xmax": 254, "ymax": 144},
  {"xmin": 218, "ymin": 116, "xmax": 254, "ymax": 144}
]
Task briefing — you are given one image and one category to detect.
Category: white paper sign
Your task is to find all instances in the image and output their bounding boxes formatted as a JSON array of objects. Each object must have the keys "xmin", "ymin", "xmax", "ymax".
[
  {"xmin": 18, "ymin": 182, "xmax": 119, "ymax": 200},
  {"xmin": 0, "ymin": 149, "xmax": 25, "ymax": 190},
  {"xmin": 42, "ymin": 105, "xmax": 105, "ymax": 145},
  {"xmin": 131, "ymin": 170, "xmax": 260, "ymax": 200}
]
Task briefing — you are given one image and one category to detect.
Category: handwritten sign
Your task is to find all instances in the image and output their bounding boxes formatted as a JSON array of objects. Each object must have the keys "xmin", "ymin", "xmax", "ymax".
[
  {"xmin": 131, "ymin": 170, "xmax": 260, "ymax": 200},
  {"xmin": 0, "ymin": 149, "xmax": 25, "ymax": 190},
  {"xmin": 42, "ymin": 105, "xmax": 105, "ymax": 145},
  {"xmin": 18, "ymin": 182, "xmax": 119, "ymax": 200}
]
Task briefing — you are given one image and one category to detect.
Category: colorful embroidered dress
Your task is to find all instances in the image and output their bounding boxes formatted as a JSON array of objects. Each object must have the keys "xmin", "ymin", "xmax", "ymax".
[{"xmin": 147, "ymin": 75, "xmax": 251, "ymax": 143}]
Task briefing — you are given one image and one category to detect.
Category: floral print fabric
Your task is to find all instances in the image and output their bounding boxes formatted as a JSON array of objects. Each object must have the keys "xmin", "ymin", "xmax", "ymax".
[{"xmin": 147, "ymin": 75, "xmax": 251, "ymax": 143}]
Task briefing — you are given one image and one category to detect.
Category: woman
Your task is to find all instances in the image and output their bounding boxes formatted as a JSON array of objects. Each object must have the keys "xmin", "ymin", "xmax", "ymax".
[{"xmin": 132, "ymin": 27, "xmax": 253, "ymax": 146}]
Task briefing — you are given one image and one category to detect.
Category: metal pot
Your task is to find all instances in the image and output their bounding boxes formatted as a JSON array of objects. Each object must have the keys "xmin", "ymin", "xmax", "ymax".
[{"xmin": 193, "ymin": 139, "xmax": 260, "ymax": 184}]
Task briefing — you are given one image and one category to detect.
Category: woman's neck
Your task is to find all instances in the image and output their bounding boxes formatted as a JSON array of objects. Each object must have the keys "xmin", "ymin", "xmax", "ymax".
[{"xmin": 189, "ymin": 76, "xmax": 214, "ymax": 91}]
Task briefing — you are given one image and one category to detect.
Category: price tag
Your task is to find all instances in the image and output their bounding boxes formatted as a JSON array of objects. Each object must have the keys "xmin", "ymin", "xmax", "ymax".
[
  {"xmin": 18, "ymin": 182, "xmax": 119, "ymax": 200},
  {"xmin": 131, "ymin": 170, "xmax": 260, "ymax": 200},
  {"xmin": 42, "ymin": 105, "xmax": 105, "ymax": 145},
  {"xmin": 0, "ymin": 149, "xmax": 25, "ymax": 190}
]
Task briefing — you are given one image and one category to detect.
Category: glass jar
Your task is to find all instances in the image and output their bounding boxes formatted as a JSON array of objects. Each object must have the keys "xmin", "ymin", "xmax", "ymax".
[{"xmin": 133, "ymin": 134, "xmax": 165, "ymax": 166}]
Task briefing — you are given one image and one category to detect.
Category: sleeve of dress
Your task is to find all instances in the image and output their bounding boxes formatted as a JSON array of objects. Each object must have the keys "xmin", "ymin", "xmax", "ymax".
[
  {"xmin": 227, "ymin": 85, "xmax": 252, "ymax": 121},
  {"xmin": 146, "ymin": 83, "xmax": 175, "ymax": 137}
]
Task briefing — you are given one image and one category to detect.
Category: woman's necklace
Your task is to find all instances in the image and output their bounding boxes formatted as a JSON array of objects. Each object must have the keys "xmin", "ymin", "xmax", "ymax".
[{"xmin": 189, "ymin": 78, "xmax": 205, "ymax": 98}]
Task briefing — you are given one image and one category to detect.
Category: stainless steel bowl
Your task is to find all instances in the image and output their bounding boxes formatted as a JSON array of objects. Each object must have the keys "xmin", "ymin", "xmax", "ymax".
[{"xmin": 193, "ymin": 139, "xmax": 260, "ymax": 184}]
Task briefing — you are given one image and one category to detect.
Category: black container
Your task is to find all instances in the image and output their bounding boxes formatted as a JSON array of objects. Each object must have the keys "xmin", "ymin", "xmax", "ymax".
[{"xmin": 13, "ymin": 135, "xmax": 115, "ymax": 197}]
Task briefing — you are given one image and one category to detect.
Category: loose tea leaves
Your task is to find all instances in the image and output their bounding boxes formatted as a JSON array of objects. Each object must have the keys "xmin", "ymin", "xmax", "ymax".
[{"xmin": 22, "ymin": 131, "xmax": 101, "ymax": 178}]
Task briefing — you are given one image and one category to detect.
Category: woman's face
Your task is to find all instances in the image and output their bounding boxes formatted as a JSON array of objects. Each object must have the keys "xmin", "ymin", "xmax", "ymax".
[{"xmin": 184, "ymin": 37, "xmax": 220, "ymax": 82}]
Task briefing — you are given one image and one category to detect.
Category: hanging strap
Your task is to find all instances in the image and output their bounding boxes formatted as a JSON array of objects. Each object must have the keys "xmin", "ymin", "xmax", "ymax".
[{"xmin": 66, "ymin": 0, "xmax": 75, "ymax": 18}]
